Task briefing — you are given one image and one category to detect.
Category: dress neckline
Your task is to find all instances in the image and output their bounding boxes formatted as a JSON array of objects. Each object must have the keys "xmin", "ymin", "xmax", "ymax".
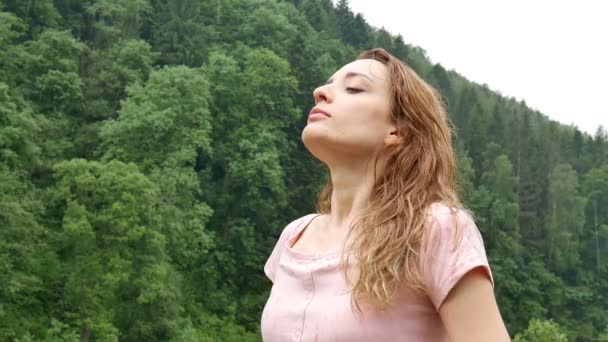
[{"xmin": 285, "ymin": 214, "xmax": 345, "ymax": 260}]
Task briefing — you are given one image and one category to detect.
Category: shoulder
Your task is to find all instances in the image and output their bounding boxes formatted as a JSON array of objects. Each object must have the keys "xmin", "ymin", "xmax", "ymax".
[
  {"xmin": 421, "ymin": 202, "xmax": 486, "ymax": 260},
  {"xmin": 419, "ymin": 202, "xmax": 493, "ymax": 308},
  {"xmin": 277, "ymin": 213, "xmax": 320, "ymax": 240},
  {"xmin": 425, "ymin": 202, "xmax": 475, "ymax": 228},
  {"xmin": 264, "ymin": 213, "xmax": 318, "ymax": 282}
]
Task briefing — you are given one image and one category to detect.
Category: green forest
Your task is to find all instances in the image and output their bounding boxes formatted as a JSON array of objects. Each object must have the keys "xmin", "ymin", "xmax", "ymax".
[{"xmin": 0, "ymin": 0, "xmax": 606, "ymax": 340}]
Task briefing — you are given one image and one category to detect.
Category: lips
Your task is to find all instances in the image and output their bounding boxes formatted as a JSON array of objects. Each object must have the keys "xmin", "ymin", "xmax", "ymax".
[{"xmin": 309, "ymin": 107, "xmax": 331, "ymax": 117}]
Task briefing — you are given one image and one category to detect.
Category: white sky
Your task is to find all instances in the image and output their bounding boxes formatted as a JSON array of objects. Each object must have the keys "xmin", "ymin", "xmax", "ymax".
[{"xmin": 347, "ymin": 0, "xmax": 607, "ymax": 135}]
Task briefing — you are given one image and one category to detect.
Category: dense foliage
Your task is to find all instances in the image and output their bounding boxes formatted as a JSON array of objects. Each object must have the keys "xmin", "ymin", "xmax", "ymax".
[{"xmin": 0, "ymin": 0, "xmax": 606, "ymax": 340}]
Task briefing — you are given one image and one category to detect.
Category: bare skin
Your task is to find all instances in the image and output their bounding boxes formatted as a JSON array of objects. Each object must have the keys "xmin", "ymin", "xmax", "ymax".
[{"xmin": 439, "ymin": 268, "xmax": 511, "ymax": 341}]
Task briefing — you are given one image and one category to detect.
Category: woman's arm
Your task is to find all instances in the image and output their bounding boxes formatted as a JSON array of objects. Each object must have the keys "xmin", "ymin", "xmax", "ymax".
[{"xmin": 439, "ymin": 267, "xmax": 511, "ymax": 342}]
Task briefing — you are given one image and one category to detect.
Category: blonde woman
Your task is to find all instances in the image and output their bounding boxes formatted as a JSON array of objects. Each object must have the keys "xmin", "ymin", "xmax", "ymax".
[{"xmin": 261, "ymin": 48, "xmax": 510, "ymax": 341}]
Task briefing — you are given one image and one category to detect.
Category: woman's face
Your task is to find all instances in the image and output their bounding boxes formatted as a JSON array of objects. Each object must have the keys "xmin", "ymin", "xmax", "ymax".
[{"xmin": 302, "ymin": 59, "xmax": 398, "ymax": 164}]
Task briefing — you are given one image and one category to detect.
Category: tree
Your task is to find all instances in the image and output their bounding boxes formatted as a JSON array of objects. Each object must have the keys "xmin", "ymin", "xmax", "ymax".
[
  {"xmin": 1, "ymin": 0, "xmax": 60, "ymax": 38},
  {"xmin": 514, "ymin": 319, "xmax": 568, "ymax": 342},
  {"xmin": 83, "ymin": 0, "xmax": 153, "ymax": 48},
  {"xmin": 82, "ymin": 39, "xmax": 157, "ymax": 121},
  {"xmin": 18, "ymin": 30, "xmax": 85, "ymax": 165},
  {"xmin": 152, "ymin": 0, "xmax": 217, "ymax": 66},
  {"xmin": 392, "ymin": 34, "xmax": 410, "ymax": 60},
  {"xmin": 467, "ymin": 144, "xmax": 521, "ymax": 258},
  {"xmin": 245, "ymin": 5, "xmax": 298, "ymax": 50},
  {"xmin": 591, "ymin": 126, "xmax": 608, "ymax": 167},
  {"xmin": 201, "ymin": 47, "xmax": 302, "ymax": 328},
  {"xmin": 0, "ymin": 168, "xmax": 52, "ymax": 340},
  {"xmin": 582, "ymin": 164, "xmax": 608, "ymax": 273},
  {"xmin": 599, "ymin": 325, "xmax": 608, "ymax": 341},
  {"xmin": 371, "ymin": 27, "xmax": 393, "ymax": 50},
  {"xmin": 100, "ymin": 65, "xmax": 214, "ymax": 272},
  {"xmin": 429, "ymin": 64, "xmax": 453, "ymax": 107},
  {"xmin": 515, "ymin": 112, "xmax": 547, "ymax": 257},
  {"xmin": 298, "ymin": 0, "xmax": 329, "ymax": 32},
  {"xmin": 21, "ymin": 29, "xmax": 84, "ymax": 114},
  {"xmin": 0, "ymin": 11, "xmax": 27, "ymax": 86},
  {"xmin": 50, "ymin": 159, "xmax": 183, "ymax": 341},
  {"xmin": 546, "ymin": 163, "xmax": 586, "ymax": 272},
  {"xmin": 0, "ymin": 83, "xmax": 39, "ymax": 171},
  {"xmin": 455, "ymin": 143, "xmax": 475, "ymax": 204}
]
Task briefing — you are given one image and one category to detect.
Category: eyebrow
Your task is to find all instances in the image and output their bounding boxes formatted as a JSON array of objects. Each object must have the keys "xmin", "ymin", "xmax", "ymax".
[{"xmin": 326, "ymin": 72, "xmax": 375, "ymax": 85}]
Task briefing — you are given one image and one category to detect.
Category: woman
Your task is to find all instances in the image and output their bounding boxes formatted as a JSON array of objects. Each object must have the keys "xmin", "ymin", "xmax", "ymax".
[{"xmin": 261, "ymin": 48, "xmax": 510, "ymax": 341}]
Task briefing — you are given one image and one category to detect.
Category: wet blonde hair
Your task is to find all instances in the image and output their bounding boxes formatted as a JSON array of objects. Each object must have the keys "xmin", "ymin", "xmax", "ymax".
[{"xmin": 315, "ymin": 48, "xmax": 462, "ymax": 311}]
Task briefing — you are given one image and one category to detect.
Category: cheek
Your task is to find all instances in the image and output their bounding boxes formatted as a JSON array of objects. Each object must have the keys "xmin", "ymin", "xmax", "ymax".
[
  {"xmin": 348, "ymin": 96, "xmax": 391, "ymax": 123},
  {"xmin": 332, "ymin": 118, "xmax": 387, "ymax": 150},
  {"xmin": 346, "ymin": 108, "xmax": 391, "ymax": 136}
]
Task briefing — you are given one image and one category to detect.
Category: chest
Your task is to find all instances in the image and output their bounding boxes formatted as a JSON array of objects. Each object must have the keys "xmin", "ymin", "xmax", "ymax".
[
  {"xmin": 261, "ymin": 254, "xmax": 448, "ymax": 342},
  {"xmin": 289, "ymin": 216, "xmax": 349, "ymax": 255}
]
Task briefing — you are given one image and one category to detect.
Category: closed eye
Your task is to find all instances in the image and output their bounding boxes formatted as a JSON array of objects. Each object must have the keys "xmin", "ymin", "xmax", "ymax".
[{"xmin": 346, "ymin": 87, "xmax": 363, "ymax": 94}]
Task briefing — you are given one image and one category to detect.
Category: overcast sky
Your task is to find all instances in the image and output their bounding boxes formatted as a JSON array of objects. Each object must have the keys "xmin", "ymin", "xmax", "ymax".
[{"xmin": 347, "ymin": 0, "xmax": 607, "ymax": 135}]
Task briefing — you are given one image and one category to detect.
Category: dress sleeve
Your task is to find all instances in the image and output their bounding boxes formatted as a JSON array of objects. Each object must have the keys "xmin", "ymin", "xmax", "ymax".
[
  {"xmin": 419, "ymin": 205, "xmax": 494, "ymax": 310},
  {"xmin": 263, "ymin": 215, "xmax": 310, "ymax": 282}
]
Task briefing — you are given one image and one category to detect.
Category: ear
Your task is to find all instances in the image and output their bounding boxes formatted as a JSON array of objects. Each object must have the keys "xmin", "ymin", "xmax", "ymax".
[{"xmin": 384, "ymin": 127, "xmax": 404, "ymax": 146}]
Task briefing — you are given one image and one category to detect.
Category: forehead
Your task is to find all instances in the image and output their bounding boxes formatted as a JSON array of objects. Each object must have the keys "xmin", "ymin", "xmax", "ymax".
[{"xmin": 330, "ymin": 59, "xmax": 389, "ymax": 84}]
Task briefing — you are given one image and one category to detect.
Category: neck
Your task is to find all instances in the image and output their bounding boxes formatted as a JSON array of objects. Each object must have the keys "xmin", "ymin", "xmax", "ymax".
[{"xmin": 325, "ymin": 156, "xmax": 378, "ymax": 231}]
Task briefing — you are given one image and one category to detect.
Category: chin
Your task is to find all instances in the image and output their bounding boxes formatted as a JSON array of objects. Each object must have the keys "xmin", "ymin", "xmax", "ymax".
[
  {"xmin": 301, "ymin": 127, "xmax": 331, "ymax": 163},
  {"xmin": 302, "ymin": 125, "xmax": 381, "ymax": 162}
]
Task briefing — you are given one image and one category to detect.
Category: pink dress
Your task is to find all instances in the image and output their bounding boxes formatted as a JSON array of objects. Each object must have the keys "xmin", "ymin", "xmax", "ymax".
[{"xmin": 261, "ymin": 203, "xmax": 493, "ymax": 341}]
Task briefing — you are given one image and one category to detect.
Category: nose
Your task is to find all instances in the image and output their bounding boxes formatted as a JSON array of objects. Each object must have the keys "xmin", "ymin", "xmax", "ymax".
[{"xmin": 313, "ymin": 84, "xmax": 331, "ymax": 104}]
